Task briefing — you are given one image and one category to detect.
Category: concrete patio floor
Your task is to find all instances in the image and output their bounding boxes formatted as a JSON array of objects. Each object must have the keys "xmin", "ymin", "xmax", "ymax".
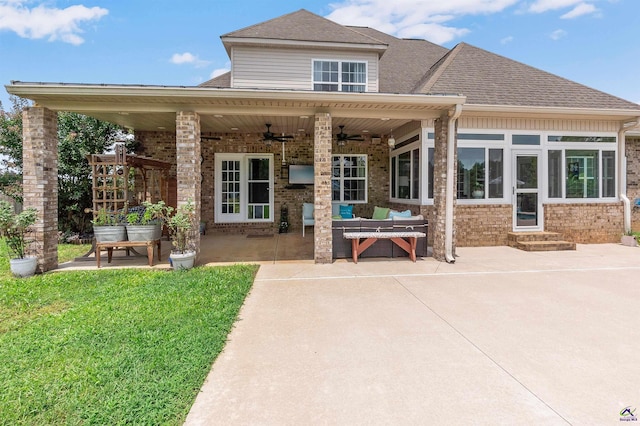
[{"xmin": 183, "ymin": 243, "xmax": 640, "ymax": 425}]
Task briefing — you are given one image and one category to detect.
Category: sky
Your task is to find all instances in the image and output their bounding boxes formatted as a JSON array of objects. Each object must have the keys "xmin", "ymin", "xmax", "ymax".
[{"xmin": 1, "ymin": 0, "xmax": 639, "ymax": 110}]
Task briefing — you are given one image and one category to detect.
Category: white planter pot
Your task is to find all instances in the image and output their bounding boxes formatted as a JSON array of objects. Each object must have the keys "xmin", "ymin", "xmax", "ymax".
[
  {"xmin": 169, "ymin": 251, "xmax": 196, "ymax": 270},
  {"xmin": 94, "ymin": 225, "xmax": 127, "ymax": 242},
  {"xmin": 126, "ymin": 224, "xmax": 161, "ymax": 241},
  {"xmin": 10, "ymin": 256, "xmax": 37, "ymax": 278},
  {"xmin": 621, "ymin": 235, "xmax": 637, "ymax": 247}
]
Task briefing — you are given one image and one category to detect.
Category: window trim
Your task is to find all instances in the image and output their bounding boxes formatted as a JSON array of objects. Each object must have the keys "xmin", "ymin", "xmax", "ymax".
[
  {"xmin": 312, "ymin": 59, "xmax": 368, "ymax": 92},
  {"xmin": 389, "ymin": 137, "xmax": 422, "ymax": 205},
  {"xmin": 214, "ymin": 153, "xmax": 274, "ymax": 223},
  {"xmin": 332, "ymin": 154, "xmax": 368, "ymax": 204}
]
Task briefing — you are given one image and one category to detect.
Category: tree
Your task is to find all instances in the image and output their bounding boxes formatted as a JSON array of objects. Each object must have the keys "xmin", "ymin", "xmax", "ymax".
[
  {"xmin": 0, "ymin": 96, "xmax": 30, "ymax": 201},
  {"xmin": 57, "ymin": 112, "xmax": 122, "ymax": 234},
  {"xmin": 0, "ymin": 97, "xmax": 125, "ymax": 234}
]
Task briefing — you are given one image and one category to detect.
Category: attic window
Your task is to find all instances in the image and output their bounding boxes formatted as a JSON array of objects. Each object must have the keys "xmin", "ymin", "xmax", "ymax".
[{"xmin": 313, "ymin": 60, "xmax": 366, "ymax": 92}]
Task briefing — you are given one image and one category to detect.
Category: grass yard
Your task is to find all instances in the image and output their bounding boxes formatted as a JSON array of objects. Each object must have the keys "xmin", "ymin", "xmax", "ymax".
[{"xmin": 0, "ymin": 241, "xmax": 257, "ymax": 425}]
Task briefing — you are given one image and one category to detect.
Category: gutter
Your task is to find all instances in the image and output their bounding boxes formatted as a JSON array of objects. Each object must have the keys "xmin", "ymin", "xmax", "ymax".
[
  {"xmin": 445, "ymin": 104, "xmax": 463, "ymax": 263},
  {"xmin": 619, "ymin": 118, "xmax": 640, "ymax": 233}
]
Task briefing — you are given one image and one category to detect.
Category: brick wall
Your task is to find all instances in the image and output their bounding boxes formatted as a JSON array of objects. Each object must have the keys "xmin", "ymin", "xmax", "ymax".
[
  {"xmin": 135, "ymin": 127, "xmax": 392, "ymax": 235},
  {"xmin": 545, "ymin": 203, "xmax": 623, "ymax": 243},
  {"xmin": 626, "ymin": 137, "xmax": 640, "ymax": 230},
  {"xmin": 22, "ymin": 107, "xmax": 58, "ymax": 272},
  {"xmin": 455, "ymin": 204, "xmax": 512, "ymax": 246}
]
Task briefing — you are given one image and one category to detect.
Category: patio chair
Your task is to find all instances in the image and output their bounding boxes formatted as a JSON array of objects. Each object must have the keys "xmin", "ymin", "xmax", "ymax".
[{"xmin": 302, "ymin": 202, "xmax": 314, "ymax": 237}]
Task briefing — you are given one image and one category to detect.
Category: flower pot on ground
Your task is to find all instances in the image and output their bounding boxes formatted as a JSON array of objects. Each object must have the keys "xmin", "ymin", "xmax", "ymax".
[
  {"xmin": 125, "ymin": 201, "xmax": 168, "ymax": 241},
  {"xmin": 166, "ymin": 200, "xmax": 197, "ymax": 270},
  {"xmin": 0, "ymin": 200, "xmax": 38, "ymax": 277},
  {"xmin": 92, "ymin": 208, "xmax": 126, "ymax": 242},
  {"xmin": 621, "ymin": 234, "xmax": 637, "ymax": 247}
]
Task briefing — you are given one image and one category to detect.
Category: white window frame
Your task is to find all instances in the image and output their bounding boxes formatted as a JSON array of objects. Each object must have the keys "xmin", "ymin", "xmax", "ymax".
[
  {"xmin": 389, "ymin": 137, "xmax": 422, "ymax": 205},
  {"xmin": 214, "ymin": 153, "xmax": 274, "ymax": 223},
  {"xmin": 543, "ymin": 131, "xmax": 618, "ymax": 203},
  {"xmin": 312, "ymin": 59, "xmax": 367, "ymax": 92},
  {"xmin": 332, "ymin": 154, "xmax": 368, "ymax": 204}
]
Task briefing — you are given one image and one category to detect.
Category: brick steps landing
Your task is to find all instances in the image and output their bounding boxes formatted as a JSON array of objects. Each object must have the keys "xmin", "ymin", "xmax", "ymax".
[{"xmin": 507, "ymin": 232, "xmax": 576, "ymax": 252}]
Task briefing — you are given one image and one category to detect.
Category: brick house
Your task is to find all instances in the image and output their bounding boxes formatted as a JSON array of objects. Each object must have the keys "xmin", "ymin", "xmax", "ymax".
[{"xmin": 6, "ymin": 9, "xmax": 640, "ymax": 271}]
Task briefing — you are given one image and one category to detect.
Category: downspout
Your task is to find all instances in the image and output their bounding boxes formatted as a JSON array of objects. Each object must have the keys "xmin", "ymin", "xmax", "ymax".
[
  {"xmin": 619, "ymin": 119, "xmax": 640, "ymax": 233},
  {"xmin": 445, "ymin": 104, "xmax": 463, "ymax": 263}
]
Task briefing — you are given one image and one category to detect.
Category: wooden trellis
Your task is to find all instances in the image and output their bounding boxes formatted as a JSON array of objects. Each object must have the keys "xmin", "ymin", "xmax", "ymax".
[{"xmin": 87, "ymin": 144, "xmax": 172, "ymax": 218}]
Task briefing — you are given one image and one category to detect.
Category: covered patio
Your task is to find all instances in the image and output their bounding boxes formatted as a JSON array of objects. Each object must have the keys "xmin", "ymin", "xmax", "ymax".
[{"xmin": 7, "ymin": 82, "xmax": 465, "ymax": 272}]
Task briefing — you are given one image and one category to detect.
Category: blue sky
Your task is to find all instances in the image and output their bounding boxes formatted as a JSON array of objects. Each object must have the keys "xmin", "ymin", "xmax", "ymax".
[{"xmin": 1, "ymin": 0, "xmax": 639, "ymax": 110}]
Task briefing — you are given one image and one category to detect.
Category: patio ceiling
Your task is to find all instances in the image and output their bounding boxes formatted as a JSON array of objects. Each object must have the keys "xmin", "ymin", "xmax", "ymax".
[{"xmin": 6, "ymin": 82, "xmax": 466, "ymax": 136}]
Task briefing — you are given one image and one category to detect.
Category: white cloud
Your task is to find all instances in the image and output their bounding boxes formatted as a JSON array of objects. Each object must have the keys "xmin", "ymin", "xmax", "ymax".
[
  {"xmin": 500, "ymin": 35, "xmax": 514, "ymax": 44},
  {"xmin": 325, "ymin": 0, "xmax": 519, "ymax": 45},
  {"xmin": 528, "ymin": 0, "xmax": 584, "ymax": 13},
  {"xmin": 170, "ymin": 52, "xmax": 210, "ymax": 67},
  {"xmin": 210, "ymin": 68, "xmax": 230, "ymax": 79},
  {"xmin": 0, "ymin": 0, "xmax": 108, "ymax": 45},
  {"xmin": 550, "ymin": 29, "xmax": 567, "ymax": 40},
  {"xmin": 560, "ymin": 3, "xmax": 597, "ymax": 18}
]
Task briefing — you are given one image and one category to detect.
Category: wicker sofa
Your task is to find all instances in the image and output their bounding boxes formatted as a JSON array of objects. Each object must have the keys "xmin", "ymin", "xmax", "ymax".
[{"xmin": 332, "ymin": 217, "xmax": 428, "ymax": 259}]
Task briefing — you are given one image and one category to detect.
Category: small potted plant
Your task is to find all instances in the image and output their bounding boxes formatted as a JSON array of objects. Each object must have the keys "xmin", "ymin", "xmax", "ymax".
[
  {"xmin": 621, "ymin": 230, "xmax": 637, "ymax": 247},
  {"xmin": 0, "ymin": 201, "xmax": 38, "ymax": 277},
  {"xmin": 92, "ymin": 207, "xmax": 126, "ymax": 242},
  {"xmin": 166, "ymin": 200, "xmax": 197, "ymax": 270},
  {"xmin": 472, "ymin": 183, "xmax": 485, "ymax": 199},
  {"xmin": 125, "ymin": 200, "xmax": 168, "ymax": 242}
]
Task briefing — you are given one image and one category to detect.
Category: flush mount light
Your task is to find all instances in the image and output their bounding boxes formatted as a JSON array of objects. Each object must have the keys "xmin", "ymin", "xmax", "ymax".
[
  {"xmin": 231, "ymin": 127, "xmax": 239, "ymax": 131},
  {"xmin": 118, "ymin": 112, "xmax": 129, "ymax": 115},
  {"xmin": 299, "ymin": 115, "xmax": 309, "ymax": 119},
  {"xmin": 381, "ymin": 117, "xmax": 390, "ymax": 121},
  {"xmin": 157, "ymin": 126, "xmax": 166, "ymax": 130},
  {"xmin": 361, "ymin": 130, "xmax": 369, "ymax": 133},
  {"xmin": 214, "ymin": 114, "xmax": 224, "ymax": 118}
]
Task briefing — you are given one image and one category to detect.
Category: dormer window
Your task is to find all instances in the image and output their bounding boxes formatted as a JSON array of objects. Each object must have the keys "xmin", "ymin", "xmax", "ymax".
[{"xmin": 313, "ymin": 60, "xmax": 366, "ymax": 92}]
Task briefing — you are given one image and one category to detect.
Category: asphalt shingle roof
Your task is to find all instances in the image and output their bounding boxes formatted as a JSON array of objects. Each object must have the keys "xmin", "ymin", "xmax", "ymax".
[
  {"xmin": 222, "ymin": 9, "xmax": 386, "ymax": 47},
  {"xmin": 203, "ymin": 10, "xmax": 639, "ymax": 110},
  {"xmin": 416, "ymin": 42, "xmax": 639, "ymax": 109}
]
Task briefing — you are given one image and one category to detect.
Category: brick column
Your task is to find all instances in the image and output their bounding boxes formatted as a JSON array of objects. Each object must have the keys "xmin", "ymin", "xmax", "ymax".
[
  {"xmin": 22, "ymin": 107, "xmax": 58, "ymax": 272},
  {"xmin": 176, "ymin": 111, "xmax": 201, "ymax": 258},
  {"xmin": 314, "ymin": 113, "xmax": 333, "ymax": 263},
  {"xmin": 432, "ymin": 113, "xmax": 457, "ymax": 261}
]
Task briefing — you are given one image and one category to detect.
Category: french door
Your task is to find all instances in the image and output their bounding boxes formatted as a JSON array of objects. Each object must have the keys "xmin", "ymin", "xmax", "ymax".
[
  {"xmin": 513, "ymin": 151, "xmax": 543, "ymax": 231},
  {"xmin": 215, "ymin": 154, "xmax": 273, "ymax": 223}
]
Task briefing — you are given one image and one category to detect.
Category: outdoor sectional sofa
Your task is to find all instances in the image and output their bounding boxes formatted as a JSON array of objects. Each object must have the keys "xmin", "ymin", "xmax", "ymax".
[{"xmin": 332, "ymin": 216, "xmax": 428, "ymax": 259}]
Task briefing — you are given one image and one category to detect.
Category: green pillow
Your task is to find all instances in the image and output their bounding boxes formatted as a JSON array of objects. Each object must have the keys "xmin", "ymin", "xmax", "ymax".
[{"xmin": 372, "ymin": 206, "xmax": 390, "ymax": 220}]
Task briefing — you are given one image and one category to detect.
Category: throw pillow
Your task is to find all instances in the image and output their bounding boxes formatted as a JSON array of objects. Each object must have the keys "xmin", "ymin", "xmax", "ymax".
[
  {"xmin": 372, "ymin": 206, "xmax": 390, "ymax": 220},
  {"xmin": 339, "ymin": 204, "xmax": 353, "ymax": 219},
  {"xmin": 389, "ymin": 209, "xmax": 412, "ymax": 219}
]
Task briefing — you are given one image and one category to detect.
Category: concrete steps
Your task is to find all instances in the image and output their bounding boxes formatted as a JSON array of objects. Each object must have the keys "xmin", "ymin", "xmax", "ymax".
[{"xmin": 507, "ymin": 232, "xmax": 576, "ymax": 252}]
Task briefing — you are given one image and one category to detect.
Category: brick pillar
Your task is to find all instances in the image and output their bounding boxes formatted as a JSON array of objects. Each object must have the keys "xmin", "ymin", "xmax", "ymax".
[
  {"xmin": 432, "ymin": 113, "xmax": 457, "ymax": 261},
  {"xmin": 314, "ymin": 113, "xmax": 333, "ymax": 263},
  {"xmin": 22, "ymin": 107, "xmax": 58, "ymax": 272},
  {"xmin": 176, "ymin": 111, "xmax": 201, "ymax": 258}
]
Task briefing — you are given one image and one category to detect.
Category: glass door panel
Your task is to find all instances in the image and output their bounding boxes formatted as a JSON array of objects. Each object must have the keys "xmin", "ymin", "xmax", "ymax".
[
  {"xmin": 247, "ymin": 158, "xmax": 271, "ymax": 220},
  {"xmin": 513, "ymin": 153, "xmax": 542, "ymax": 230}
]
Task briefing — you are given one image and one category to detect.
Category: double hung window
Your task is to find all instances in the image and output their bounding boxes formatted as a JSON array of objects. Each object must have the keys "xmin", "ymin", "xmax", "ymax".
[
  {"xmin": 313, "ymin": 60, "xmax": 366, "ymax": 92},
  {"xmin": 332, "ymin": 155, "xmax": 367, "ymax": 203}
]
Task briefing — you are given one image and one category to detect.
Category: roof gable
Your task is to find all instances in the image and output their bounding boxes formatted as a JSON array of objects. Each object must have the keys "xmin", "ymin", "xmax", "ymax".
[
  {"xmin": 221, "ymin": 9, "xmax": 387, "ymax": 50},
  {"xmin": 416, "ymin": 43, "xmax": 639, "ymax": 110}
]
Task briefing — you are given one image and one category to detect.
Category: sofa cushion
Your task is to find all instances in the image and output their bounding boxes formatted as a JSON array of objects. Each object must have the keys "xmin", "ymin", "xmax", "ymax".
[
  {"xmin": 372, "ymin": 206, "xmax": 390, "ymax": 220},
  {"xmin": 339, "ymin": 204, "xmax": 353, "ymax": 219},
  {"xmin": 389, "ymin": 209, "xmax": 412, "ymax": 219}
]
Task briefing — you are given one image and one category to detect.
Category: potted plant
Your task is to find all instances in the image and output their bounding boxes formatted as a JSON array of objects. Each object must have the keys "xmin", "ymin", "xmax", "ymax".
[
  {"xmin": 92, "ymin": 207, "xmax": 127, "ymax": 242},
  {"xmin": 166, "ymin": 200, "xmax": 197, "ymax": 270},
  {"xmin": 472, "ymin": 183, "xmax": 485, "ymax": 199},
  {"xmin": 125, "ymin": 200, "xmax": 168, "ymax": 242},
  {"xmin": 621, "ymin": 230, "xmax": 637, "ymax": 247},
  {"xmin": 0, "ymin": 201, "xmax": 38, "ymax": 277}
]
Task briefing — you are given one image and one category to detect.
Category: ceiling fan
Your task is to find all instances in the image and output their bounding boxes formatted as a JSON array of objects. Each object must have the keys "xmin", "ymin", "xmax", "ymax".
[
  {"xmin": 336, "ymin": 125, "xmax": 364, "ymax": 145},
  {"xmin": 261, "ymin": 123, "xmax": 294, "ymax": 143}
]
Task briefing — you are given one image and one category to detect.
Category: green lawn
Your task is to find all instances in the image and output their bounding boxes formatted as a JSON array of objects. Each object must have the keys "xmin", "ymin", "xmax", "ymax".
[{"xmin": 0, "ymin": 241, "xmax": 257, "ymax": 425}]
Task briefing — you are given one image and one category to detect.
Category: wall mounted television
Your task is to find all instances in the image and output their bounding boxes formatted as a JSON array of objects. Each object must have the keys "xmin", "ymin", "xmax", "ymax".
[{"xmin": 288, "ymin": 164, "xmax": 314, "ymax": 185}]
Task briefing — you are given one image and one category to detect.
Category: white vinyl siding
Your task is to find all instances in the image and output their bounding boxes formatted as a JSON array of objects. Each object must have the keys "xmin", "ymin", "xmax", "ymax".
[{"xmin": 231, "ymin": 46, "xmax": 379, "ymax": 92}]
